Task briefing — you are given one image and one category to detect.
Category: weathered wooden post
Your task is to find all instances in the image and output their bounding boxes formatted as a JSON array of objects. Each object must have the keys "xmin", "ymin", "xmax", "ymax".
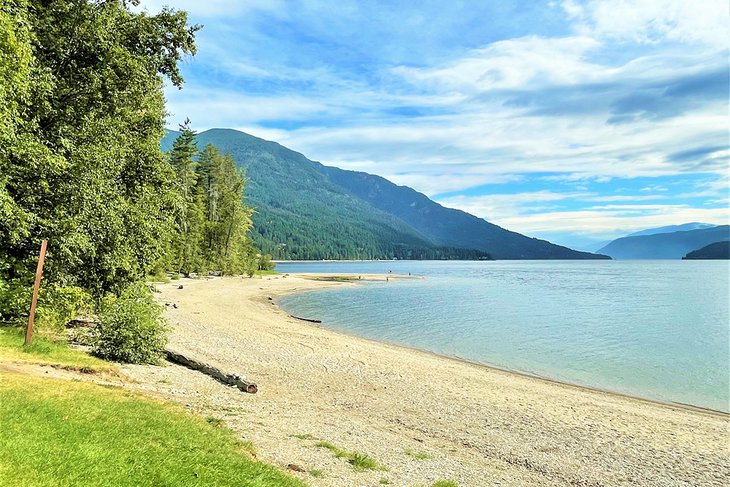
[{"xmin": 24, "ymin": 239, "xmax": 47, "ymax": 346}]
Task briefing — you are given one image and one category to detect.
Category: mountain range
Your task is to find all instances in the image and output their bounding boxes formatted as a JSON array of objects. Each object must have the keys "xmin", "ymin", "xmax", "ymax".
[
  {"xmin": 625, "ymin": 222, "xmax": 718, "ymax": 238},
  {"xmin": 162, "ymin": 128, "xmax": 609, "ymax": 260},
  {"xmin": 597, "ymin": 225, "xmax": 729, "ymax": 259}
]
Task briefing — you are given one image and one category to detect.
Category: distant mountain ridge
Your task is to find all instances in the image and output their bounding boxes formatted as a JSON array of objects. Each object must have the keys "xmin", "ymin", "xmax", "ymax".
[
  {"xmin": 597, "ymin": 225, "xmax": 730, "ymax": 259},
  {"xmin": 627, "ymin": 222, "xmax": 717, "ymax": 238},
  {"xmin": 162, "ymin": 128, "xmax": 609, "ymax": 260}
]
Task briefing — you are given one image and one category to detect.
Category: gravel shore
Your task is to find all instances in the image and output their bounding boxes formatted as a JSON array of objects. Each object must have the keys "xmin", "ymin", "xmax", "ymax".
[{"xmin": 123, "ymin": 275, "xmax": 729, "ymax": 487}]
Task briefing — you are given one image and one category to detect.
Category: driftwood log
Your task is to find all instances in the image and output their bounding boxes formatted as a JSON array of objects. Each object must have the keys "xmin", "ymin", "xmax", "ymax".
[
  {"xmin": 165, "ymin": 349, "xmax": 258, "ymax": 394},
  {"xmin": 289, "ymin": 315, "xmax": 322, "ymax": 324}
]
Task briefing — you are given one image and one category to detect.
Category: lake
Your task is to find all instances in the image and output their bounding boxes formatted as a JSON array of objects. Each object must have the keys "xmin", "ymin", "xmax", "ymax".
[{"xmin": 276, "ymin": 260, "xmax": 729, "ymax": 412}]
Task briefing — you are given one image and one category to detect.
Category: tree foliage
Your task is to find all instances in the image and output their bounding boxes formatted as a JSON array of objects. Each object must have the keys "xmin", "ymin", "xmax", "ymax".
[
  {"xmin": 0, "ymin": 0, "xmax": 203, "ymax": 355},
  {"xmin": 168, "ymin": 120, "xmax": 204, "ymax": 275},
  {"xmin": 0, "ymin": 1, "xmax": 199, "ymax": 305},
  {"xmin": 167, "ymin": 134, "xmax": 256, "ymax": 276},
  {"xmin": 0, "ymin": 2, "xmax": 266, "ymax": 362}
]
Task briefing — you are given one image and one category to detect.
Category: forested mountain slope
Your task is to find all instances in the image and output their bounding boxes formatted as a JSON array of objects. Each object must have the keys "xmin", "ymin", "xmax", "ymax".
[
  {"xmin": 323, "ymin": 166, "xmax": 608, "ymax": 259},
  {"xmin": 163, "ymin": 128, "xmax": 609, "ymax": 260}
]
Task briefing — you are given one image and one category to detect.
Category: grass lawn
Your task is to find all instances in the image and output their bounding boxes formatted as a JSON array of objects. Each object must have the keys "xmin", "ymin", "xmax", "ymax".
[
  {"xmin": 0, "ymin": 371, "xmax": 306, "ymax": 487},
  {"xmin": 0, "ymin": 326, "xmax": 110, "ymax": 372},
  {"xmin": 0, "ymin": 326, "xmax": 305, "ymax": 486}
]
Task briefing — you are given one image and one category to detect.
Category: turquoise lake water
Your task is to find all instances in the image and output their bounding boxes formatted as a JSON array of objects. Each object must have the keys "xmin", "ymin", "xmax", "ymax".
[{"xmin": 277, "ymin": 260, "xmax": 730, "ymax": 412}]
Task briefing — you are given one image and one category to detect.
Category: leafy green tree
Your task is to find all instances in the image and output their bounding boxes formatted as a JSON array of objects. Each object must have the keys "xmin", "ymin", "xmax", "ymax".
[{"xmin": 0, "ymin": 0, "xmax": 198, "ymax": 321}]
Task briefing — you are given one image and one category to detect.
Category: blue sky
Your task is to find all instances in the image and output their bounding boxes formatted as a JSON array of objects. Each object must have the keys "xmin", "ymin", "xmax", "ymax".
[{"xmin": 139, "ymin": 0, "xmax": 729, "ymax": 248}]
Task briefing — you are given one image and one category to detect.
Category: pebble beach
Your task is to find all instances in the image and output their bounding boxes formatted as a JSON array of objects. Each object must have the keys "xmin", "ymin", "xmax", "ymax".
[{"xmin": 122, "ymin": 275, "xmax": 730, "ymax": 487}]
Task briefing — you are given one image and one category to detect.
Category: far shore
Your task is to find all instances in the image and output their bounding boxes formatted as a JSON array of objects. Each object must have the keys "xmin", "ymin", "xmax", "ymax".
[{"xmin": 122, "ymin": 274, "xmax": 729, "ymax": 487}]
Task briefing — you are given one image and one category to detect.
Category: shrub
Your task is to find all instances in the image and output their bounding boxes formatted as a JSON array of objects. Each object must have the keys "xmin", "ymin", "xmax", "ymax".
[
  {"xmin": 258, "ymin": 254, "xmax": 275, "ymax": 271},
  {"xmin": 0, "ymin": 279, "xmax": 90, "ymax": 334},
  {"xmin": 36, "ymin": 285, "xmax": 92, "ymax": 333},
  {"xmin": 0, "ymin": 279, "xmax": 30, "ymax": 325},
  {"xmin": 91, "ymin": 282, "xmax": 168, "ymax": 364}
]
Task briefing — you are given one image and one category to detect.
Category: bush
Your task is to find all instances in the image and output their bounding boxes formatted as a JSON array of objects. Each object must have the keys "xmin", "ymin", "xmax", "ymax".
[
  {"xmin": 0, "ymin": 279, "xmax": 30, "ymax": 325},
  {"xmin": 0, "ymin": 279, "xmax": 90, "ymax": 334},
  {"xmin": 91, "ymin": 282, "xmax": 168, "ymax": 364},
  {"xmin": 36, "ymin": 285, "xmax": 92, "ymax": 333},
  {"xmin": 257, "ymin": 254, "xmax": 275, "ymax": 271}
]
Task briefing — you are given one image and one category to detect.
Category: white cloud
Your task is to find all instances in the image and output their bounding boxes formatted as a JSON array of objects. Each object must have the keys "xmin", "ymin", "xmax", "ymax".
[
  {"xmin": 152, "ymin": 1, "xmax": 728, "ymax": 237},
  {"xmin": 164, "ymin": 87, "xmax": 329, "ymax": 126},
  {"xmin": 436, "ymin": 191, "xmax": 578, "ymax": 221},
  {"xmin": 497, "ymin": 206, "xmax": 730, "ymax": 238},
  {"xmin": 563, "ymin": 0, "xmax": 729, "ymax": 48},
  {"xmin": 392, "ymin": 36, "xmax": 602, "ymax": 91},
  {"xmin": 271, "ymin": 105, "xmax": 727, "ymax": 196},
  {"xmin": 432, "ymin": 191, "xmax": 728, "ymax": 239}
]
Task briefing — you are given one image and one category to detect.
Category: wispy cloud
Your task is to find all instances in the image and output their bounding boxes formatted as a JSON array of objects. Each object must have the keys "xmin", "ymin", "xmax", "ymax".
[
  {"xmin": 142, "ymin": 0, "xmax": 729, "ymax": 240},
  {"xmin": 562, "ymin": 0, "xmax": 729, "ymax": 48},
  {"xmin": 500, "ymin": 206, "xmax": 730, "ymax": 238}
]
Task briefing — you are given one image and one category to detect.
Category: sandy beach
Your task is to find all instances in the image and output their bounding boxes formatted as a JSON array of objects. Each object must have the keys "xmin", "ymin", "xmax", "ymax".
[{"xmin": 123, "ymin": 275, "xmax": 729, "ymax": 487}]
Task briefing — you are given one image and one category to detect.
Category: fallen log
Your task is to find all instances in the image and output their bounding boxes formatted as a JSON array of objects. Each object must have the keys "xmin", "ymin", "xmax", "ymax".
[
  {"xmin": 289, "ymin": 315, "xmax": 322, "ymax": 324},
  {"xmin": 165, "ymin": 349, "xmax": 258, "ymax": 394}
]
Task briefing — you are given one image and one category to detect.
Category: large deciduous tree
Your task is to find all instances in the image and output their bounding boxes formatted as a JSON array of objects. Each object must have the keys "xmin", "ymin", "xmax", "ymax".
[{"xmin": 0, "ymin": 0, "xmax": 199, "ymax": 312}]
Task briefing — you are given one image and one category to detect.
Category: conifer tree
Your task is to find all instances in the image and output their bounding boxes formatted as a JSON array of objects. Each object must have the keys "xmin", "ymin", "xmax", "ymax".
[{"xmin": 169, "ymin": 121, "xmax": 205, "ymax": 275}]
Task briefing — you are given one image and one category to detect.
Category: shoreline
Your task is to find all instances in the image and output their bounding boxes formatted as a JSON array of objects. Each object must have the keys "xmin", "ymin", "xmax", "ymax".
[
  {"xmin": 123, "ymin": 275, "xmax": 729, "ymax": 487},
  {"xmin": 275, "ymin": 273, "xmax": 727, "ymax": 417}
]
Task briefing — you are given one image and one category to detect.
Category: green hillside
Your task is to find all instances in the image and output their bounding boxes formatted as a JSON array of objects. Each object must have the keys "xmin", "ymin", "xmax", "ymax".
[
  {"xmin": 162, "ymin": 128, "xmax": 609, "ymax": 260},
  {"xmin": 323, "ymin": 166, "xmax": 608, "ymax": 259},
  {"xmin": 163, "ymin": 129, "xmax": 488, "ymax": 260}
]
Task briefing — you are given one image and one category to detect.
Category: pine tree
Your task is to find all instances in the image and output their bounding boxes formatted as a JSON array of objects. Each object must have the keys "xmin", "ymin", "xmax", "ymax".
[
  {"xmin": 169, "ymin": 121, "xmax": 205, "ymax": 275},
  {"xmin": 193, "ymin": 144, "xmax": 254, "ymax": 275}
]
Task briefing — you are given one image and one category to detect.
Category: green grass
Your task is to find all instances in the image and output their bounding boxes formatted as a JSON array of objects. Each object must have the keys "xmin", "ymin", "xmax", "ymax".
[
  {"xmin": 206, "ymin": 416, "xmax": 225, "ymax": 427},
  {"xmin": 311, "ymin": 275, "xmax": 359, "ymax": 282},
  {"xmin": 315, "ymin": 441, "xmax": 384, "ymax": 472},
  {"xmin": 308, "ymin": 469, "xmax": 322, "ymax": 478},
  {"xmin": 0, "ymin": 371, "xmax": 305, "ymax": 487},
  {"xmin": 291, "ymin": 433, "xmax": 315, "ymax": 440},
  {"xmin": 0, "ymin": 326, "xmax": 111, "ymax": 372},
  {"xmin": 379, "ymin": 478, "xmax": 391, "ymax": 484},
  {"xmin": 405, "ymin": 449, "xmax": 433, "ymax": 460},
  {"xmin": 432, "ymin": 481, "xmax": 458, "ymax": 487},
  {"xmin": 254, "ymin": 270, "xmax": 280, "ymax": 277}
]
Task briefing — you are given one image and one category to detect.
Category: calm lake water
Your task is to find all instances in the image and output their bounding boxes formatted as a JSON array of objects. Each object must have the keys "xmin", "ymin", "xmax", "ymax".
[{"xmin": 277, "ymin": 260, "xmax": 729, "ymax": 412}]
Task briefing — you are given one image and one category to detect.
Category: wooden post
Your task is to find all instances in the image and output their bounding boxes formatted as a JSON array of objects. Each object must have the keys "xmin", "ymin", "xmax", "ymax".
[{"xmin": 24, "ymin": 239, "xmax": 47, "ymax": 346}]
